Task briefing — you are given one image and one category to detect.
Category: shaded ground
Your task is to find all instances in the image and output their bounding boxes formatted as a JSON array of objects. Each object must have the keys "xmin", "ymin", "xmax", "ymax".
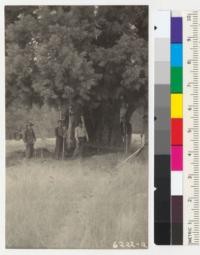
[{"xmin": 6, "ymin": 139, "xmax": 148, "ymax": 249}]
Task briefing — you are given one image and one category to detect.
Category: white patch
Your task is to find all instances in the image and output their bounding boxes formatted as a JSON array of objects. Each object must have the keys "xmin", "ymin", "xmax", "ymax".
[{"xmin": 171, "ymin": 171, "xmax": 183, "ymax": 196}]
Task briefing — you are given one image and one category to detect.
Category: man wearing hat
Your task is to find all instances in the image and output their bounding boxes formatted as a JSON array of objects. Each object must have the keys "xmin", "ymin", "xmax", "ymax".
[
  {"xmin": 55, "ymin": 120, "xmax": 64, "ymax": 160},
  {"xmin": 23, "ymin": 122, "xmax": 36, "ymax": 159}
]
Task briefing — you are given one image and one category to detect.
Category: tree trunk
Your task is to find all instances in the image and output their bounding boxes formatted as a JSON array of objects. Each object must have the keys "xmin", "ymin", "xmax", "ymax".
[
  {"xmin": 63, "ymin": 100, "xmax": 133, "ymax": 152},
  {"xmin": 67, "ymin": 111, "xmax": 75, "ymax": 149},
  {"xmin": 87, "ymin": 101, "xmax": 123, "ymax": 148}
]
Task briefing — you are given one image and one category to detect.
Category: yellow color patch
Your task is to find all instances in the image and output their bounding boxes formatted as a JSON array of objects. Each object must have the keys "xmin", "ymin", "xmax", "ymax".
[{"xmin": 171, "ymin": 94, "xmax": 183, "ymax": 118}]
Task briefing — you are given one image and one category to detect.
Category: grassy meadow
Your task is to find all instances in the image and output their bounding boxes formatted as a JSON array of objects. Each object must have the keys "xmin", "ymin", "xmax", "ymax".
[{"xmin": 6, "ymin": 139, "xmax": 148, "ymax": 249}]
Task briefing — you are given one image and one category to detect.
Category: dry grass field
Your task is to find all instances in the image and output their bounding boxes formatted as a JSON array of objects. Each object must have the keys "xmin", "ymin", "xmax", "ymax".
[{"xmin": 6, "ymin": 139, "xmax": 148, "ymax": 249}]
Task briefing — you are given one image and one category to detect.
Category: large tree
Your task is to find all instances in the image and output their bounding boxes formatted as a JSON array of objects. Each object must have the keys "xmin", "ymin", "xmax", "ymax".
[{"xmin": 5, "ymin": 6, "xmax": 148, "ymax": 146}]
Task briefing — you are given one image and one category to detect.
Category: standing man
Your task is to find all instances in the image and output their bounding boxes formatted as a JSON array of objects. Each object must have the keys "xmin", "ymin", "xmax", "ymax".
[
  {"xmin": 55, "ymin": 120, "xmax": 64, "ymax": 160},
  {"xmin": 120, "ymin": 101, "xmax": 128, "ymax": 143},
  {"xmin": 23, "ymin": 122, "xmax": 36, "ymax": 159},
  {"xmin": 126, "ymin": 120, "xmax": 132, "ymax": 153},
  {"xmin": 73, "ymin": 116, "xmax": 89, "ymax": 157},
  {"xmin": 62, "ymin": 124, "xmax": 69, "ymax": 158}
]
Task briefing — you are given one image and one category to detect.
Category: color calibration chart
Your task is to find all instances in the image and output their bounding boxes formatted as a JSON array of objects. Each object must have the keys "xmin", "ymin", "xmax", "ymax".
[{"xmin": 154, "ymin": 10, "xmax": 200, "ymax": 245}]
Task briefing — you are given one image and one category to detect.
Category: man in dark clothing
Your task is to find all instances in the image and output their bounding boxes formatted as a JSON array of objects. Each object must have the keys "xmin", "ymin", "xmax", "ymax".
[
  {"xmin": 120, "ymin": 101, "xmax": 128, "ymax": 143},
  {"xmin": 23, "ymin": 122, "xmax": 36, "ymax": 159},
  {"xmin": 55, "ymin": 120, "xmax": 64, "ymax": 160},
  {"xmin": 120, "ymin": 119, "xmax": 132, "ymax": 153},
  {"xmin": 126, "ymin": 121, "xmax": 132, "ymax": 152}
]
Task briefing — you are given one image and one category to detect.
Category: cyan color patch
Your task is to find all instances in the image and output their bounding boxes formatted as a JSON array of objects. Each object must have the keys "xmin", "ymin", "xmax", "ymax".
[{"xmin": 171, "ymin": 44, "xmax": 183, "ymax": 67}]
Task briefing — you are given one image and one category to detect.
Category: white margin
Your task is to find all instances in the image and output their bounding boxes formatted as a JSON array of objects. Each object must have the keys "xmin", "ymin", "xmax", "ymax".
[{"xmin": 1, "ymin": 1, "xmax": 200, "ymax": 255}]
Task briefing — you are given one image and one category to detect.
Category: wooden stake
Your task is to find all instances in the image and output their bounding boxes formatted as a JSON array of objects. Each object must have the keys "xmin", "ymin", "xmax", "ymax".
[
  {"xmin": 62, "ymin": 137, "xmax": 65, "ymax": 160},
  {"xmin": 116, "ymin": 145, "xmax": 144, "ymax": 169}
]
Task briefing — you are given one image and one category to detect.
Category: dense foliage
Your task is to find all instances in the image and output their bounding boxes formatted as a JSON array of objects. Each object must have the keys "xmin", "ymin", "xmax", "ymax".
[{"xmin": 5, "ymin": 6, "xmax": 148, "ymax": 144}]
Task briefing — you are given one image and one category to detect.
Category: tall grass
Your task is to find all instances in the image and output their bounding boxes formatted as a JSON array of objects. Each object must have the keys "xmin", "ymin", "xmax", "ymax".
[
  {"xmin": 6, "ymin": 143, "xmax": 148, "ymax": 249},
  {"xmin": 80, "ymin": 154, "xmax": 148, "ymax": 248}
]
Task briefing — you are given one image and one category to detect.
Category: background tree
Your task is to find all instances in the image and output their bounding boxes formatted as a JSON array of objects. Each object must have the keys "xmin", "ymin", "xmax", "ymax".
[{"xmin": 5, "ymin": 6, "xmax": 148, "ymax": 146}]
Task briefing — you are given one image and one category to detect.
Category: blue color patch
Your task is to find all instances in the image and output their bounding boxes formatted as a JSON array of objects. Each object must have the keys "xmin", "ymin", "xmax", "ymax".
[{"xmin": 171, "ymin": 44, "xmax": 183, "ymax": 67}]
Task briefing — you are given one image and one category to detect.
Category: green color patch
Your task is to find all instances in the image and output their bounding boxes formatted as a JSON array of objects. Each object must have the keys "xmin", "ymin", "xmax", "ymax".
[{"xmin": 171, "ymin": 67, "xmax": 183, "ymax": 93}]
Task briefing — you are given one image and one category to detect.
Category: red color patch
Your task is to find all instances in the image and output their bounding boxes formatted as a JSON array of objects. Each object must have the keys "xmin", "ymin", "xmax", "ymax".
[{"xmin": 171, "ymin": 118, "xmax": 183, "ymax": 145}]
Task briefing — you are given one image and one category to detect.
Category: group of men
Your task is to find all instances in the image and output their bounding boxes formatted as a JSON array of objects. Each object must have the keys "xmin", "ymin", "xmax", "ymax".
[
  {"xmin": 22, "ymin": 101, "xmax": 133, "ymax": 159},
  {"xmin": 55, "ymin": 118, "xmax": 89, "ymax": 159},
  {"xmin": 22, "ymin": 117, "xmax": 89, "ymax": 159}
]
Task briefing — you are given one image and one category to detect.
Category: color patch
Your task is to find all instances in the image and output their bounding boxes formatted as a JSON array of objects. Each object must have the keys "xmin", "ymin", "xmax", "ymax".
[
  {"xmin": 171, "ymin": 146, "xmax": 183, "ymax": 170},
  {"xmin": 171, "ymin": 44, "xmax": 183, "ymax": 66},
  {"xmin": 154, "ymin": 11, "xmax": 170, "ymax": 38},
  {"xmin": 155, "ymin": 38, "xmax": 170, "ymax": 62},
  {"xmin": 171, "ymin": 94, "xmax": 183, "ymax": 118},
  {"xmin": 171, "ymin": 196, "xmax": 183, "ymax": 244},
  {"xmin": 171, "ymin": 118, "xmax": 183, "ymax": 145},
  {"xmin": 155, "ymin": 62, "xmax": 170, "ymax": 84},
  {"xmin": 171, "ymin": 171, "xmax": 183, "ymax": 195},
  {"xmin": 171, "ymin": 17, "xmax": 182, "ymax": 43},
  {"xmin": 171, "ymin": 67, "xmax": 183, "ymax": 93}
]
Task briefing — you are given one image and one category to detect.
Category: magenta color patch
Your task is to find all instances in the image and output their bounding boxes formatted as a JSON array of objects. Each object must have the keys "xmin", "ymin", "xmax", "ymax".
[{"xmin": 171, "ymin": 146, "xmax": 183, "ymax": 170}]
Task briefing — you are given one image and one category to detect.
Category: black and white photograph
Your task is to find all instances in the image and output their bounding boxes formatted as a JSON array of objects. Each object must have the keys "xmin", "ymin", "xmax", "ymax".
[{"xmin": 5, "ymin": 5, "xmax": 148, "ymax": 249}]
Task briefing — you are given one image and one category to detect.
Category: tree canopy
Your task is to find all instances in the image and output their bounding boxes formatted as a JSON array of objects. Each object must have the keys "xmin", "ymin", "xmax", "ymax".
[
  {"xmin": 5, "ymin": 6, "xmax": 148, "ymax": 144},
  {"xmin": 6, "ymin": 6, "xmax": 148, "ymax": 108}
]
